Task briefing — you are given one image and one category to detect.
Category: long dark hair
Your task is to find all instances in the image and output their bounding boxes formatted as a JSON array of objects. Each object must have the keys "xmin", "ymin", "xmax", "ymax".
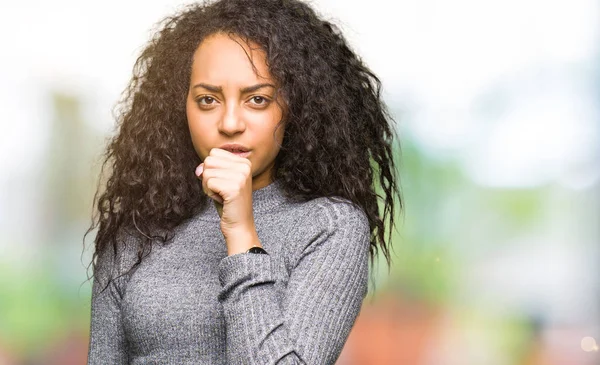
[{"xmin": 84, "ymin": 0, "xmax": 402, "ymax": 292}]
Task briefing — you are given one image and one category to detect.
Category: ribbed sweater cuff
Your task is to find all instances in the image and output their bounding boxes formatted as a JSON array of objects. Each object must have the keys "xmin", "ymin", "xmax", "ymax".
[{"xmin": 217, "ymin": 253, "xmax": 275, "ymax": 303}]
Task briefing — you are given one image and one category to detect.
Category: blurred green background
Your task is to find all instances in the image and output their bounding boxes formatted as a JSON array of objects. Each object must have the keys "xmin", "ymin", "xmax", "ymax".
[{"xmin": 0, "ymin": 0, "xmax": 598, "ymax": 364}]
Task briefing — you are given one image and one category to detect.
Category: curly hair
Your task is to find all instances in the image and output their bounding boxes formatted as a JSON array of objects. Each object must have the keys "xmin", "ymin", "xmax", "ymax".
[{"xmin": 84, "ymin": 0, "xmax": 403, "ymax": 292}]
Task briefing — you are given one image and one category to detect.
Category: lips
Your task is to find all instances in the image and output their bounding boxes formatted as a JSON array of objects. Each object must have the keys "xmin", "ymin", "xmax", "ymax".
[
  {"xmin": 218, "ymin": 144, "xmax": 251, "ymax": 158},
  {"xmin": 219, "ymin": 143, "xmax": 250, "ymax": 153}
]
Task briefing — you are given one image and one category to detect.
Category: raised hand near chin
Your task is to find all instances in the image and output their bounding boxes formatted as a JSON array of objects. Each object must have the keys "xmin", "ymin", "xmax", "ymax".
[{"xmin": 195, "ymin": 148, "xmax": 261, "ymax": 255}]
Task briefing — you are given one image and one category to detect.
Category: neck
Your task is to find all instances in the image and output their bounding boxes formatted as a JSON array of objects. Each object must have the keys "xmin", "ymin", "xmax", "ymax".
[
  {"xmin": 251, "ymin": 169, "xmax": 275, "ymax": 191},
  {"xmin": 196, "ymin": 177, "xmax": 288, "ymax": 222}
]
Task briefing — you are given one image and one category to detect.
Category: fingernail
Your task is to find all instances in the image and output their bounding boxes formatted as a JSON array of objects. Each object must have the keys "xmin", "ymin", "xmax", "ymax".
[{"xmin": 195, "ymin": 163, "xmax": 204, "ymax": 177}]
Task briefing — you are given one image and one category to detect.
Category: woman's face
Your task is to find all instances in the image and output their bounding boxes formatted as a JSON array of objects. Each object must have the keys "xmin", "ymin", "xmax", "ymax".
[{"xmin": 186, "ymin": 32, "xmax": 285, "ymax": 190}]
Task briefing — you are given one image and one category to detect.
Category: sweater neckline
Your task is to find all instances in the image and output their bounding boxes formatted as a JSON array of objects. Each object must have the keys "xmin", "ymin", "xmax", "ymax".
[{"xmin": 197, "ymin": 178, "xmax": 288, "ymax": 221}]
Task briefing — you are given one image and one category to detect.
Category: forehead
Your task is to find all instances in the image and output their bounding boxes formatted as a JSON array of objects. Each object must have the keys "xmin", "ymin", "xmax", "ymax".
[{"xmin": 190, "ymin": 33, "xmax": 273, "ymax": 84}]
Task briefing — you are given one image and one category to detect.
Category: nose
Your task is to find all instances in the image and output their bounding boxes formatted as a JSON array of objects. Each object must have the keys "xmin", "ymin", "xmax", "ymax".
[{"xmin": 218, "ymin": 104, "xmax": 246, "ymax": 136}]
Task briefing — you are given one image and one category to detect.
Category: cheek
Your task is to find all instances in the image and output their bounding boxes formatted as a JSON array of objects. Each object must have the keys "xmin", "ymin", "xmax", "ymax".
[
  {"xmin": 269, "ymin": 113, "xmax": 285, "ymax": 154},
  {"xmin": 186, "ymin": 111, "xmax": 209, "ymax": 158},
  {"xmin": 275, "ymin": 123, "xmax": 285, "ymax": 144},
  {"xmin": 270, "ymin": 128, "xmax": 284, "ymax": 154},
  {"xmin": 267, "ymin": 105, "xmax": 285, "ymax": 142},
  {"xmin": 264, "ymin": 124, "xmax": 285, "ymax": 159},
  {"xmin": 186, "ymin": 103, "xmax": 198, "ymax": 136}
]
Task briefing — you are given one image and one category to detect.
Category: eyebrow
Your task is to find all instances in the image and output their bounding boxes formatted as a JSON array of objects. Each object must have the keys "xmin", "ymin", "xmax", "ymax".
[{"xmin": 192, "ymin": 82, "xmax": 275, "ymax": 94}]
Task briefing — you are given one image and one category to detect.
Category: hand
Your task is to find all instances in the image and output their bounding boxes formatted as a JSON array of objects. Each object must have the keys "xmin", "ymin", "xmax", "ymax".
[{"xmin": 195, "ymin": 148, "xmax": 261, "ymax": 254}]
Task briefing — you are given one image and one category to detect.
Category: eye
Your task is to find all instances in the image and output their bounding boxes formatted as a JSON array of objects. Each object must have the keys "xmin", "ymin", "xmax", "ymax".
[
  {"xmin": 196, "ymin": 96, "xmax": 216, "ymax": 105},
  {"xmin": 248, "ymin": 96, "xmax": 271, "ymax": 108}
]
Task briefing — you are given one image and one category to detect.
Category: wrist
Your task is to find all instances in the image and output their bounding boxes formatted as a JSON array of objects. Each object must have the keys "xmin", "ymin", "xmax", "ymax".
[{"xmin": 225, "ymin": 228, "xmax": 262, "ymax": 256}]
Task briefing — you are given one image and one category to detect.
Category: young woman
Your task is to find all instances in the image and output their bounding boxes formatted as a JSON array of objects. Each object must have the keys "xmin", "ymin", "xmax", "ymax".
[{"xmin": 85, "ymin": 0, "xmax": 402, "ymax": 363}]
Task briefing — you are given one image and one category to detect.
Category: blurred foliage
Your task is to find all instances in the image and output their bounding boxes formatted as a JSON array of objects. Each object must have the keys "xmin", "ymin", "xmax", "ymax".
[
  {"xmin": 0, "ymin": 255, "xmax": 91, "ymax": 358},
  {"xmin": 371, "ymin": 130, "xmax": 549, "ymax": 307}
]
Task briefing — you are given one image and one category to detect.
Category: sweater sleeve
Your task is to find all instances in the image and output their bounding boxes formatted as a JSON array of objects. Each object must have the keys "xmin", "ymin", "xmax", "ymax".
[
  {"xmin": 217, "ymin": 201, "xmax": 371, "ymax": 365},
  {"xmin": 87, "ymin": 232, "xmax": 137, "ymax": 365}
]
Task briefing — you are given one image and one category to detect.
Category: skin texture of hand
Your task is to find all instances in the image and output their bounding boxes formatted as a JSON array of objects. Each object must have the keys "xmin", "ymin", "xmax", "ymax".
[{"xmin": 195, "ymin": 147, "xmax": 262, "ymax": 255}]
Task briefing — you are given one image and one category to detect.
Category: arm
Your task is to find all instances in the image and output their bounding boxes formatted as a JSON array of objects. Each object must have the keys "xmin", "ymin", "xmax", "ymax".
[
  {"xmin": 217, "ymin": 201, "xmax": 371, "ymax": 364},
  {"xmin": 87, "ymin": 235, "xmax": 132, "ymax": 364}
]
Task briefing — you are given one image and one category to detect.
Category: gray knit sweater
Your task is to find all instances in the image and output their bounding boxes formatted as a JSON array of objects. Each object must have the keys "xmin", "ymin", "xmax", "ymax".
[{"xmin": 87, "ymin": 179, "xmax": 371, "ymax": 364}]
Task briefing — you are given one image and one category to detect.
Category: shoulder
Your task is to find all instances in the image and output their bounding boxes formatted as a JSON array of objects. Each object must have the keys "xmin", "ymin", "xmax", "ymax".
[
  {"xmin": 93, "ymin": 226, "xmax": 144, "ymax": 296},
  {"xmin": 95, "ymin": 226, "xmax": 142, "ymax": 277},
  {"xmin": 285, "ymin": 196, "xmax": 371, "ymax": 257},
  {"xmin": 292, "ymin": 196, "xmax": 369, "ymax": 236}
]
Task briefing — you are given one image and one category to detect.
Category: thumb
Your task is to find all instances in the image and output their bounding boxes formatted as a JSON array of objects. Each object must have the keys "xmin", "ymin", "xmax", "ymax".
[
  {"xmin": 196, "ymin": 163, "xmax": 224, "ymax": 205},
  {"xmin": 213, "ymin": 200, "xmax": 223, "ymax": 218}
]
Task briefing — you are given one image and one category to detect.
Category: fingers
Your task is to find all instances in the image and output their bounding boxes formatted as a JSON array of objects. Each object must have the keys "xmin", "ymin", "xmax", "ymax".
[
  {"xmin": 195, "ymin": 163, "xmax": 204, "ymax": 177},
  {"xmin": 208, "ymin": 148, "xmax": 252, "ymax": 165},
  {"xmin": 202, "ymin": 168, "xmax": 248, "ymax": 199},
  {"xmin": 208, "ymin": 147, "xmax": 245, "ymax": 160},
  {"xmin": 195, "ymin": 149, "xmax": 252, "ymax": 204},
  {"xmin": 201, "ymin": 149, "xmax": 252, "ymax": 171},
  {"xmin": 200, "ymin": 172, "xmax": 242, "ymax": 204}
]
